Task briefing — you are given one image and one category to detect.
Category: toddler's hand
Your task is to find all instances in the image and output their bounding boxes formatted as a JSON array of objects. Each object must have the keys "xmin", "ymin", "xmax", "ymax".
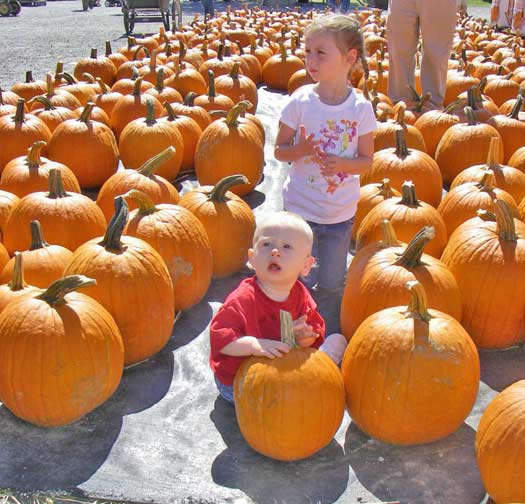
[
  {"xmin": 250, "ymin": 338, "xmax": 291, "ymax": 358},
  {"xmin": 296, "ymin": 125, "xmax": 320, "ymax": 158},
  {"xmin": 293, "ymin": 314, "xmax": 318, "ymax": 347}
]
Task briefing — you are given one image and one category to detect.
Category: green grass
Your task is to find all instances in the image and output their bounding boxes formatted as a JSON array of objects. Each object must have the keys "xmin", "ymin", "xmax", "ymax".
[{"xmin": 466, "ymin": 0, "xmax": 491, "ymax": 6}]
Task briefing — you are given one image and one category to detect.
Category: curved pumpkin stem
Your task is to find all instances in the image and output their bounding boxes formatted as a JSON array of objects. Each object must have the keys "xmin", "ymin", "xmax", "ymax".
[
  {"xmin": 477, "ymin": 170, "xmax": 496, "ymax": 192},
  {"xmin": 208, "ymin": 174, "xmax": 249, "ymax": 202},
  {"xmin": 29, "ymin": 95, "xmax": 56, "ymax": 111},
  {"xmin": 25, "ymin": 141, "xmax": 47, "ymax": 169},
  {"xmin": 400, "ymin": 181, "xmax": 421, "ymax": 207},
  {"xmin": 184, "ymin": 91, "xmax": 197, "ymax": 106},
  {"xmin": 394, "ymin": 226, "xmax": 435, "ymax": 268},
  {"xmin": 8, "ymin": 252, "xmax": 27, "ymax": 292},
  {"xmin": 486, "ymin": 137, "xmax": 501, "ymax": 171},
  {"xmin": 280, "ymin": 310, "xmax": 297, "ymax": 348},
  {"xmin": 29, "ymin": 220, "xmax": 50, "ymax": 251},
  {"xmin": 404, "ymin": 280, "xmax": 432, "ymax": 323},
  {"xmin": 48, "ymin": 169, "xmax": 69, "ymax": 199},
  {"xmin": 508, "ymin": 95, "xmax": 524, "ymax": 120},
  {"xmin": 137, "ymin": 146, "xmax": 176, "ymax": 178},
  {"xmin": 99, "ymin": 195, "xmax": 129, "ymax": 252},
  {"xmin": 38, "ymin": 275, "xmax": 97, "ymax": 306},
  {"xmin": 225, "ymin": 101, "xmax": 251, "ymax": 127},
  {"xmin": 494, "ymin": 198, "xmax": 518, "ymax": 242},
  {"xmin": 78, "ymin": 102, "xmax": 95, "ymax": 124},
  {"xmin": 123, "ymin": 189, "xmax": 158, "ymax": 215}
]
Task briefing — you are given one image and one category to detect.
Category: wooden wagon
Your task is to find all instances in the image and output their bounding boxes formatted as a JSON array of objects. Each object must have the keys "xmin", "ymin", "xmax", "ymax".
[{"xmin": 121, "ymin": 0, "xmax": 181, "ymax": 34}]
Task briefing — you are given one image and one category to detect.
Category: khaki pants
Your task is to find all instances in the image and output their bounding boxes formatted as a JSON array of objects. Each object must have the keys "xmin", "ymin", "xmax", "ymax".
[{"xmin": 386, "ymin": 0, "xmax": 457, "ymax": 106}]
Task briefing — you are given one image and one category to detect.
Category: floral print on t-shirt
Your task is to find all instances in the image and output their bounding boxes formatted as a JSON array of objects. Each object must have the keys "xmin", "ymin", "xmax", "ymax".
[{"xmin": 305, "ymin": 118, "xmax": 358, "ymax": 194}]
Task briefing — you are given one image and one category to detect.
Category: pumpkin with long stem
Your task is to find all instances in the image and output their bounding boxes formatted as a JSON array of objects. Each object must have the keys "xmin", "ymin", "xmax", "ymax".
[
  {"xmin": 195, "ymin": 101, "xmax": 264, "ymax": 196},
  {"xmin": 234, "ymin": 310, "xmax": 345, "ymax": 461},
  {"xmin": 178, "ymin": 174, "xmax": 255, "ymax": 278},
  {"xmin": 0, "ymin": 274, "xmax": 124, "ymax": 427},
  {"xmin": 3, "ymin": 169, "xmax": 106, "ymax": 254},
  {"xmin": 27, "ymin": 95, "xmax": 78, "ymax": 133},
  {"xmin": 441, "ymin": 199, "xmax": 525, "ymax": 348},
  {"xmin": 123, "ymin": 189, "xmax": 213, "ymax": 312},
  {"xmin": 10, "ymin": 70, "xmax": 46, "ymax": 102},
  {"xmin": 194, "ymin": 69, "xmax": 235, "ymax": 116},
  {"xmin": 341, "ymin": 226, "xmax": 462, "ymax": 340},
  {"xmin": 214, "ymin": 61, "xmax": 258, "ymax": 112},
  {"xmin": 0, "ymin": 220, "xmax": 72, "ymax": 288},
  {"xmin": 64, "ymin": 197, "xmax": 175, "ymax": 366},
  {"xmin": 476, "ymin": 380, "xmax": 525, "ymax": 504},
  {"xmin": 261, "ymin": 43, "xmax": 305, "ymax": 91},
  {"xmin": 0, "ymin": 252, "xmax": 39, "ymax": 313},
  {"xmin": 168, "ymin": 91, "xmax": 212, "ymax": 131},
  {"xmin": 73, "ymin": 47, "xmax": 117, "ymax": 86},
  {"xmin": 341, "ymin": 280, "xmax": 479, "ymax": 445},
  {"xmin": 88, "ymin": 78, "xmax": 123, "ymax": 119},
  {"xmin": 96, "ymin": 147, "xmax": 180, "ymax": 221},
  {"xmin": 28, "ymin": 73, "xmax": 82, "ymax": 112},
  {"xmin": 0, "ymin": 141, "xmax": 80, "ymax": 197}
]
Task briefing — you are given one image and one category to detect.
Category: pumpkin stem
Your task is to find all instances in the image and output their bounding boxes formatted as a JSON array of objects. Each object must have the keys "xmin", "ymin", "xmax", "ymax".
[
  {"xmin": 394, "ymin": 226, "xmax": 435, "ymax": 267},
  {"xmin": 400, "ymin": 181, "xmax": 421, "ymax": 207},
  {"xmin": 8, "ymin": 252, "xmax": 27, "ymax": 292},
  {"xmin": 132, "ymin": 77, "xmax": 144, "ymax": 97},
  {"xmin": 379, "ymin": 219, "xmax": 399, "ymax": 248},
  {"xmin": 476, "ymin": 209, "xmax": 496, "ymax": 222},
  {"xmin": 280, "ymin": 310, "xmax": 297, "ymax": 348},
  {"xmin": 38, "ymin": 275, "xmax": 97, "ymax": 306},
  {"xmin": 14, "ymin": 99, "xmax": 26, "ymax": 124},
  {"xmin": 144, "ymin": 97, "xmax": 157, "ymax": 126},
  {"xmin": 99, "ymin": 196, "xmax": 129, "ymax": 252},
  {"xmin": 394, "ymin": 128, "xmax": 409, "ymax": 158},
  {"xmin": 184, "ymin": 91, "xmax": 197, "ymax": 106},
  {"xmin": 208, "ymin": 174, "xmax": 249, "ymax": 202},
  {"xmin": 26, "ymin": 141, "xmax": 47, "ymax": 169},
  {"xmin": 229, "ymin": 61, "xmax": 241, "ymax": 80},
  {"xmin": 477, "ymin": 170, "xmax": 496, "ymax": 192},
  {"xmin": 486, "ymin": 137, "xmax": 501, "ymax": 171},
  {"xmin": 29, "ymin": 220, "xmax": 49, "ymax": 251},
  {"xmin": 494, "ymin": 198, "xmax": 518, "ymax": 242},
  {"xmin": 508, "ymin": 95, "xmax": 523, "ymax": 120},
  {"xmin": 404, "ymin": 280, "xmax": 433, "ymax": 323},
  {"xmin": 464, "ymin": 106, "xmax": 478, "ymax": 126},
  {"xmin": 48, "ymin": 169, "xmax": 68, "ymax": 199},
  {"xmin": 154, "ymin": 67, "xmax": 165, "ymax": 92},
  {"xmin": 137, "ymin": 146, "xmax": 176, "ymax": 177},
  {"xmin": 78, "ymin": 102, "xmax": 95, "ymax": 124},
  {"xmin": 207, "ymin": 69, "xmax": 217, "ymax": 98},
  {"xmin": 378, "ymin": 178, "xmax": 395, "ymax": 199},
  {"xmin": 29, "ymin": 95, "xmax": 55, "ymax": 111},
  {"xmin": 123, "ymin": 189, "xmax": 158, "ymax": 215},
  {"xmin": 225, "ymin": 101, "xmax": 251, "ymax": 127}
]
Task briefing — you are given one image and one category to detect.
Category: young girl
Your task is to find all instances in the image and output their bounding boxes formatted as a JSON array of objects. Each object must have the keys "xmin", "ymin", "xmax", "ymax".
[{"xmin": 274, "ymin": 14, "xmax": 377, "ymax": 293}]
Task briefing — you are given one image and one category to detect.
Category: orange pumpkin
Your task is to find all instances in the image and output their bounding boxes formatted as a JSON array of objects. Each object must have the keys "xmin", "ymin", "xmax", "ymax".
[
  {"xmin": 0, "ymin": 275, "xmax": 124, "ymax": 427},
  {"xmin": 341, "ymin": 281, "xmax": 479, "ymax": 445},
  {"xmin": 0, "ymin": 252, "xmax": 40, "ymax": 313}
]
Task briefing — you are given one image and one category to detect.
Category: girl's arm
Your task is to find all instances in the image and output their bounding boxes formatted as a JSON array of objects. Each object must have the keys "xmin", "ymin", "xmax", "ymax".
[
  {"xmin": 315, "ymin": 131, "xmax": 374, "ymax": 177},
  {"xmin": 274, "ymin": 123, "xmax": 320, "ymax": 163},
  {"xmin": 221, "ymin": 336, "xmax": 291, "ymax": 358}
]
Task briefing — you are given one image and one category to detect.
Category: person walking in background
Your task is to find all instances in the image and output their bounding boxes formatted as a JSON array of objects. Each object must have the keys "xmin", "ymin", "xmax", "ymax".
[
  {"xmin": 202, "ymin": 0, "xmax": 213, "ymax": 19},
  {"xmin": 386, "ymin": 0, "xmax": 457, "ymax": 109},
  {"xmin": 490, "ymin": 0, "xmax": 515, "ymax": 28},
  {"xmin": 274, "ymin": 14, "xmax": 376, "ymax": 295}
]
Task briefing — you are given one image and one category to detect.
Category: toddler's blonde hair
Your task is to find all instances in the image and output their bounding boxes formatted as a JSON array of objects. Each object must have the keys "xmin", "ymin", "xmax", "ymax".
[
  {"xmin": 254, "ymin": 211, "xmax": 313, "ymax": 252},
  {"xmin": 305, "ymin": 13, "xmax": 369, "ymax": 79}
]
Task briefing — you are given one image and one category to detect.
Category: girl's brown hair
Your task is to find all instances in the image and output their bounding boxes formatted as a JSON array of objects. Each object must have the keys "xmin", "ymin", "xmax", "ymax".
[{"xmin": 305, "ymin": 14, "xmax": 369, "ymax": 79}]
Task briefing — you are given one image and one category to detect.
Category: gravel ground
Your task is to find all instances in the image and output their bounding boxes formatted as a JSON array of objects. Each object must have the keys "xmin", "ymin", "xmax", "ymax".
[{"xmin": 0, "ymin": 1, "xmax": 489, "ymax": 91}]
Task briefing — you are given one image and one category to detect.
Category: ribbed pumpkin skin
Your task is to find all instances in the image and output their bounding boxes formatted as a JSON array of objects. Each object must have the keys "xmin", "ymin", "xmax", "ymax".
[
  {"xmin": 475, "ymin": 380, "xmax": 525, "ymax": 504},
  {"xmin": 0, "ymin": 190, "xmax": 20, "ymax": 241},
  {"xmin": 47, "ymin": 117, "xmax": 119, "ymax": 189},
  {"xmin": 124, "ymin": 205, "xmax": 213, "ymax": 312},
  {"xmin": 0, "ymin": 290, "xmax": 124, "ymax": 427},
  {"xmin": 3, "ymin": 191, "xmax": 107, "ymax": 255},
  {"xmin": 441, "ymin": 216, "xmax": 525, "ymax": 349},
  {"xmin": 413, "ymin": 109, "xmax": 460, "ymax": 158},
  {"xmin": 340, "ymin": 242, "xmax": 462, "ymax": 341},
  {"xmin": 96, "ymin": 169, "xmax": 180, "ymax": 222},
  {"xmin": 194, "ymin": 119, "xmax": 264, "ymax": 196},
  {"xmin": 341, "ymin": 305, "xmax": 479, "ymax": 445},
  {"xmin": 234, "ymin": 349, "xmax": 345, "ymax": 461},
  {"xmin": 63, "ymin": 236, "xmax": 175, "ymax": 366},
  {"xmin": 178, "ymin": 184, "xmax": 255, "ymax": 278}
]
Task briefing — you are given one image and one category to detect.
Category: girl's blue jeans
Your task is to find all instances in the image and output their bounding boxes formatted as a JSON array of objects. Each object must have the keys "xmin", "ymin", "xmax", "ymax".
[
  {"xmin": 215, "ymin": 375, "xmax": 234, "ymax": 404},
  {"xmin": 302, "ymin": 218, "xmax": 354, "ymax": 291}
]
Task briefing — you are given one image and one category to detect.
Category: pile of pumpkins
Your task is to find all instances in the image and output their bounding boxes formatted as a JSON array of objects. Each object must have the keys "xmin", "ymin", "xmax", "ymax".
[{"xmin": 0, "ymin": 4, "xmax": 525, "ymax": 503}]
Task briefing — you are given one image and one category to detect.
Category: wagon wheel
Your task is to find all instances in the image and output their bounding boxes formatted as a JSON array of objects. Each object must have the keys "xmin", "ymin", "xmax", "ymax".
[
  {"xmin": 0, "ymin": 2, "xmax": 11, "ymax": 14},
  {"xmin": 9, "ymin": 0, "xmax": 21, "ymax": 15}
]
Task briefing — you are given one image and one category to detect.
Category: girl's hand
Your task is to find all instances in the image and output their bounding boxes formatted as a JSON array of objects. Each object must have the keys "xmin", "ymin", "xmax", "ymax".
[
  {"xmin": 293, "ymin": 314, "xmax": 318, "ymax": 347},
  {"xmin": 296, "ymin": 125, "xmax": 320, "ymax": 158},
  {"xmin": 314, "ymin": 145, "xmax": 350, "ymax": 176},
  {"xmin": 250, "ymin": 338, "xmax": 291, "ymax": 358}
]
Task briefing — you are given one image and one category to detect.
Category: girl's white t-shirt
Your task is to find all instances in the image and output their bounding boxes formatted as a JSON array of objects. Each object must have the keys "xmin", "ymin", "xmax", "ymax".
[{"xmin": 279, "ymin": 84, "xmax": 377, "ymax": 225}]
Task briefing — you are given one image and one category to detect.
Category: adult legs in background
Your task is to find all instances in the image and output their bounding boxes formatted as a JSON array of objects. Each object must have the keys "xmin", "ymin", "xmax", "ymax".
[
  {"xmin": 386, "ymin": 0, "xmax": 420, "ymax": 103},
  {"xmin": 419, "ymin": 0, "xmax": 457, "ymax": 106},
  {"xmin": 202, "ymin": 0, "xmax": 213, "ymax": 18}
]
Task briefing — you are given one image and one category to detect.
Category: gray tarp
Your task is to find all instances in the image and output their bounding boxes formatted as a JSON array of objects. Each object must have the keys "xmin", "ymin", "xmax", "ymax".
[{"xmin": 1, "ymin": 87, "xmax": 524, "ymax": 504}]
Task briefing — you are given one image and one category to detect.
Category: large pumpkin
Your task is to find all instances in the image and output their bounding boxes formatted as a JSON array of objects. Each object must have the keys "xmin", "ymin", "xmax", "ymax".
[
  {"xmin": 475, "ymin": 380, "xmax": 525, "ymax": 504},
  {"xmin": 178, "ymin": 174, "xmax": 255, "ymax": 278},
  {"xmin": 0, "ymin": 275, "xmax": 124, "ymax": 427},
  {"xmin": 123, "ymin": 190, "xmax": 213, "ymax": 312},
  {"xmin": 341, "ymin": 281, "xmax": 479, "ymax": 445},
  {"xmin": 63, "ymin": 197, "xmax": 175, "ymax": 366},
  {"xmin": 234, "ymin": 311, "xmax": 345, "ymax": 461},
  {"xmin": 194, "ymin": 101, "xmax": 264, "ymax": 196}
]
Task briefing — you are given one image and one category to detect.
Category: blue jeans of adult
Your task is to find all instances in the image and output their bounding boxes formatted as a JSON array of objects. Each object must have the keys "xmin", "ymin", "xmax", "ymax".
[
  {"xmin": 301, "ymin": 218, "xmax": 354, "ymax": 291},
  {"xmin": 202, "ymin": 0, "xmax": 213, "ymax": 18}
]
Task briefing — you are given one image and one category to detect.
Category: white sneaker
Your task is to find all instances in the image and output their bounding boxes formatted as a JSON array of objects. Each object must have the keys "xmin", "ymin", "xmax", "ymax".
[{"xmin": 320, "ymin": 333, "xmax": 348, "ymax": 366}]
